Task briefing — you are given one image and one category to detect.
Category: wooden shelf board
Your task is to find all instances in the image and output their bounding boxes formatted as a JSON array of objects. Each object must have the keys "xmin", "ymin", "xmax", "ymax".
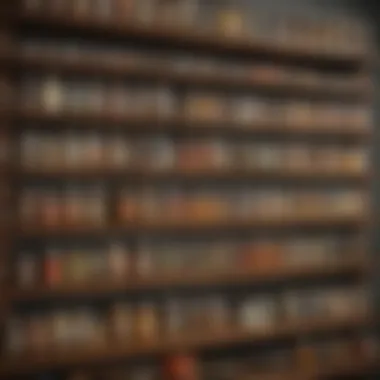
[
  {"xmin": 4, "ymin": 53, "xmax": 371, "ymax": 100},
  {"xmin": 19, "ymin": 215, "xmax": 366, "ymax": 237},
  {"xmin": 19, "ymin": 167, "xmax": 369, "ymax": 182},
  {"xmin": 11, "ymin": 109, "xmax": 371, "ymax": 139},
  {"xmin": 0, "ymin": 315, "xmax": 370, "ymax": 376},
  {"xmin": 18, "ymin": 12, "xmax": 371, "ymax": 67},
  {"xmin": 9, "ymin": 260, "xmax": 367, "ymax": 301}
]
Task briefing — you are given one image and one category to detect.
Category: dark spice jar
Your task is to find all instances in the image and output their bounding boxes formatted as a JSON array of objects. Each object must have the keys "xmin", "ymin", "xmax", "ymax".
[{"xmin": 163, "ymin": 354, "xmax": 199, "ymax": 380}]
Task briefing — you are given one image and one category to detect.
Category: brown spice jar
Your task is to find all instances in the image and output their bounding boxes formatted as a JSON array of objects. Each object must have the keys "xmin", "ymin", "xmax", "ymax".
[
  {"xmin": 135, "ymin": 303, "xmax": 158, "ymax": 341},
  {"xmin": 41, "ymin": 193, "xmax": 62, "ymax": 228}
]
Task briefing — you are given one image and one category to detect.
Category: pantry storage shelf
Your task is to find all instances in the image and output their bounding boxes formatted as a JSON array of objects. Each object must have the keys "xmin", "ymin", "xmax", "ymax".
[
  {"xmin": 18, "ymin": 12, "xmax": 372, "ymax": 67},
  {"xmin": 9, "ymin": 259, "xmax": 367, "ymax": 301},
  {"xmin": 0, "ymin": 314, "xmax": 370, "ymax": 376},
  {"xmin": 19, "ymin": 167, "xmax": 369, "ymax": 182},
  {"xmin": 19, "ymin": 215, "xmax": 367, "ymax": 238},
  {"xmin": 2, "ymin": 53, "xmax": 372, "ymax": 100},
  {"xmin": 1, "ymin": 1, "xmax": 376, "ymax": 379},
  {"xmin": 11, "ymin": 109, "xmax": 371, "ymax": 139}
]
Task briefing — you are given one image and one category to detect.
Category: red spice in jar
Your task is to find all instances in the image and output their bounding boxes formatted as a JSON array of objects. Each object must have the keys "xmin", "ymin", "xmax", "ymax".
[
  {"xmin": 163, "ymin": 354, "xmax": 199, "ymax": 380},
  {"xmin": 44, "ymin": 248, "xmax": 63, "ymax": 287}
]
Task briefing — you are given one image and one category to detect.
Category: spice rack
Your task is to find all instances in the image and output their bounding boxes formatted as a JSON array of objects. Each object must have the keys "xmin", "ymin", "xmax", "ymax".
[{"xmin": 0, "ymin": 1, "xmax": 378, "ymax": 379}]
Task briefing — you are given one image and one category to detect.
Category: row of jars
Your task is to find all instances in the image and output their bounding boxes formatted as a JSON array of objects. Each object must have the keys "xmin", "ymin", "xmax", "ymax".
[
  {"xmin": 20, "ymin": 38, "xmax": 366, "ymax": 91},
  {"xmin": 22, "ymin": 0, "xmax": 368, "ymax": 53},
  {"xmin": 19, "ymin": 187, "xmax": 366, "ymax": 227},
  {"xmin": 26, "ymin": 336, "xmax": 378, "ymax": 380},
  {"xmin": 5, "ymin": 285, "xmax": 367, "ymax": 354},
  {"xmin": 15, "ymin": 236, "xmax": 360, "ymax": 287},
  {"xmin": 20, "ymin": 133, "xmax": 369, "ymax": 173},
  {"xmin": 19, "ymin": 78, "xmax": 370, "ymax": 128},
  {"xmin": 117, "ymin": 188, "xmax": 365, "ymax": 222}
]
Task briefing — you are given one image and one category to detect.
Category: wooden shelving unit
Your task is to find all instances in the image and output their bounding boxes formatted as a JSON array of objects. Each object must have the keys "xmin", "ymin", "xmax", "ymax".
[
  {"xmin": 0, "ymin": 314, "xmax": 370, "ymax": 376},
  {"xmin": 0, "ymin": 1, "xmax": 377, "ymax": 379}
]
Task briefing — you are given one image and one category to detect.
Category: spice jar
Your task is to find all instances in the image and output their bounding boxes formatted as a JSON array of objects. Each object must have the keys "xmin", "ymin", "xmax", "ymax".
[
  {"xmin": 216, "ymin": 9, "xmax": 244, "ymax": 38},
  {"xmin": 118, "ymin": 189, "xmax": 140, "ymax": 222},
  {"xmin": 183, "ymin": 94, "xmax": 225, "ymax": 121},
  {"xmin": 106, "ymin": 136, "xmax": 132, "ymax": 169},
  {"xmin": 135, "ymin": 302, "xmax": 158, "ymax": 341},
  {"xmin": 135, "ymin": 243, "xmax": 154, "ymax": 277},
  {"xmin": 44, "ymin": 247, "xmax": 63, "ymax": 287},
  {"xmin": 286, "ymin": 102, "xmax": 311, "ymax": 128},
  {"xmin": 109, "ymin": 303, "xmax": 133, "ymax": 342},
  {"xmin": 285, "ymin": 145, "xmax": 311, "ymax": 171},
  {"xmin": 64, "ymin": 186, "xmax": 84, "ymax": 226},
  {"xmin": 19, "ymin": 190, "xmax": 39, "ymax": 225},
  {"xmin": 239, "ymin": 297, "xmax": 276, "ymax": 330},
  {"xmin": 23, "ymin": 0, "xmax": 44, "ymax": 12},
  {"xmin": 156, "ymin": 87, "xmax": 176, "ymax": 117},
  {"xmin": 108, "ymin": 243, "xmax": 130, "ymax": 281},
  {"xmin": 67, "ymin": 250, "xmax": 88, "ymax": 284},
  {"xmin": 16, "ymin": 252, "xmax": 39, "ymax": 287},
  {"xmin": 20, "ymin": 132, "xmax": 39, "ymax": 169},
  {"xmin": 164, "ymin": 354, "xmax": 199, "ymax": 380},
  {"xmin": 5, "ymin": 317, "xmax": 27, "ymax": 354},
  {"xmin": 345, "ymin": 150, "xmax": 368, "ymax": 173},
  {"xmin": 93, "ymin": 0, "xmax": 113, "ymax": 20},
  {"xmin": 64, "ymin": 132, "xmax": 83, "ymax": 170},
  {"xmin": 107, "ymin": 84, "xmax": 131, "ymax": 116},
  {"xmin": 84, "ymin": 132, "xmax": 104, "ymax": 169},
  {"xmin": 72, "ymin": 0, "xmax": 92, "ymax": 18},
  {"xmin": 207, "ymin": 296, "xmax": 230, "ymax": 332},
  {"xmin": 165, "ymin": 298, "xmax": 184, "ymax": 337},
  {"xmin": 145, "ymin": 137, "xmax": 175, "ymax": 171},
  {"xmin": 135, "ymin": 0, "xmax": 155, "ymax": 24},
  {"xmin": 41, "ymin": 75, "xmax": 64, "ymax": 113},
  {"xmin": 28, "ymin": 315, "xmax": 52, "ymax": 353},
  {"xmin": 41, "ymin": 190, "xmax": 61, "ymax": 228},
  {"xmin": 84, "ymin": 187, "xmax": 107, "ymax": 226},
  {"xmin": 114, "ymin": 0, "xmax": 137, "ymax": 21}
]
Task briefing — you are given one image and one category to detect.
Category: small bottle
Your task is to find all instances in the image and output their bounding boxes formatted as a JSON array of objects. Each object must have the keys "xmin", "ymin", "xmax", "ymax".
[
  {"xmin": 135, "ymin": 244, "xmax": 154, "ymax": 277},
  {"xmin": 165, "ymin": 297, "xmax": 183, "ymax": 337},
  {"xmin": 23, "ymin": 0, "xmax": 43, "ymax": 13},
  {"xmin": 85, "ymin": 187, "xmax": 106, "ymax": 226},
  {"xmin": 41, "ymin": 76, "xmax": 64, "ymax": 114},
  {"xmin": 5, "ymin": 317, "xmax": 26, "ymax": 354},
  {"xmin": 64, "ymin": 132, "xmax": 83, "ymax": 170},
  {"xmin": 72, "ymin": 0, "xmax": 92, "ymax": 18},
  {"xmin": 16, "ymin": 253, "xmax": 38, "ymax": 287},
  {"xmin": 64, "ymin": 186, "xmax": 84, "ymax": 226},
  {"xmin": 109, "ymin": 303, "xmax": 133, "ymax": 341},
  {"xmin": 28, "ymin": 315, "xmax": 51, "ymax": 353},
  {"xmin": 19, "ymin": 190, "xmax": 39, "ymax": 225},
  {"xmin": 108, "ymin": 243, "xmax": 130, "ymax": 281},
  {"xmin": 135, "ymin": 302, "xmax": 158, "ymax": 341},
  {"xmin": 41, "ymin": 191, "xmax": 61, "ymax": 228},
  {"xmin": 44, "ymin": 248, "xmax": 63, "ymax": 287}
]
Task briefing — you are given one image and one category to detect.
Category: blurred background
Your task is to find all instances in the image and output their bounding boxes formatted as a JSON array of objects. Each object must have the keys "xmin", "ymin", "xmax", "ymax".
[{"xmin": 0, "ymin": 0, "xmax": 379, "ymax": 379}]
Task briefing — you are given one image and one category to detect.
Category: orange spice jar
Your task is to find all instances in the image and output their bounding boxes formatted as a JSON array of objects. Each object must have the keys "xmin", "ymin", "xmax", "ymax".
[
  {"xmin": 118, "ymin": 189, "xmax": 140, "ymax": 222},
  {"xmin": 135, "ymin": 302, "xmax": 159, "ymax": 342},
  {"xmin": 251, "ymin": 240, "xmax": 282, "ymax": 272}
]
